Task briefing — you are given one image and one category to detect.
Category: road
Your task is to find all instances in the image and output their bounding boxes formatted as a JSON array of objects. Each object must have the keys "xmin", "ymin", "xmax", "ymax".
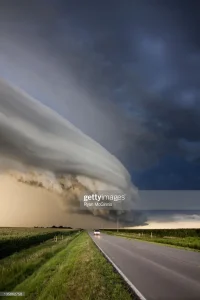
[{"xmin": 89, "ymin": 232, "xmax": 200, "ymax": 300}]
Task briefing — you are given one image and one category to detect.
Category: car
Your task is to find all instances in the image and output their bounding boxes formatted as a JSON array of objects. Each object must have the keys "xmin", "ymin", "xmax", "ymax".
[{"xmin": 93, "ymin": 229, "xmax": 100, "ymax": 236}]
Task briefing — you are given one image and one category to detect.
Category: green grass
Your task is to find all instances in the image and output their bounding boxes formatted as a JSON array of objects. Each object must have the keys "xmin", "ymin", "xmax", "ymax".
[
  {"xmin": 0, "ymin": 232, "xmax": 79, "ymax": 291},
  {"xmin": 0, "ymin": 227, "xmax": 76, "ymax": 239},
  {"xmin": 5, "ymin": 232, "xmax": 133, "ymax": 300},
  {"xmin": 103, "ymin": 228, "xmax": 200, "ymax": 237},
  {"xmin": 103, "ymin": 230, "xmax": 200, "ymax": 251},
  {"xmin": 0, "ymin": 227, "xmax": 77, "ymax": 259}
]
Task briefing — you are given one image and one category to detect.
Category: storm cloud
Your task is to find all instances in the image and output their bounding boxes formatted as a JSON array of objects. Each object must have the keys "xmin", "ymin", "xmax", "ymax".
[
  {"xmin": 0, "ymin": 0, "xmax": 199, "ymax": 172},
  {"xmin": 0, "ymin": 0, "xmax": 199, "ymax": 226},
  {"xmin": 0, "ymin": 79, "xmax": 143, "ymax": 225}
]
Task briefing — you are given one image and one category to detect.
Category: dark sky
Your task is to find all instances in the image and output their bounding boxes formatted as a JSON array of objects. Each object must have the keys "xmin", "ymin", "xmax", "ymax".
[{"xmin": 0, "ymin": 0, "xmax": 200, "ymax": 190}]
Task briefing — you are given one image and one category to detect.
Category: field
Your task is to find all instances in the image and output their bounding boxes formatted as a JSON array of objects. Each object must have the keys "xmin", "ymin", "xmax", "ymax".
[
  {"xmin": 103, "ymin": 228, "xmax": 200, "ymax": 251},
  {"xmin": 0, "ymin": 227, "xmax": 77, "ymax": 259},
  {"xmin": 0, "ymin": 228, "xmax": 134, "ymax": 300}
]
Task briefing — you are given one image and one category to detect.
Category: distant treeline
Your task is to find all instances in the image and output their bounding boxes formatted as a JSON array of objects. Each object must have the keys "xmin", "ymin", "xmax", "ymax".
[
  {"xmin": 103, "ymin": 228, "xmax": 200, "ymax": 237},
  {"xmin": 34, "ymin": 226, "xmax": 73, "ymax": 229}
]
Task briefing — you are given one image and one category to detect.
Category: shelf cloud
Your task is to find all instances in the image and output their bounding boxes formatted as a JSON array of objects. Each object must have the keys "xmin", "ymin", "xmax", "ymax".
[{"xmin": 0, "ymin": 79, "xmax": 144, "ymax": 225}]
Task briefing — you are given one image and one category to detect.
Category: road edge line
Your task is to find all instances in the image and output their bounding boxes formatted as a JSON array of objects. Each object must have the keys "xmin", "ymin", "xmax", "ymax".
[{"xmin": 90, "ymin": 235, "xmax": 147, "ymax": 300}]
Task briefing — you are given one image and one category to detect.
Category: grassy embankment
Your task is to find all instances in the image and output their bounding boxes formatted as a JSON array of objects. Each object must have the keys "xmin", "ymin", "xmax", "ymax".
[
  {"xmin": 103, "ymin": 229, "xmax": 200, "ymax": 251},
  {"xmin": 0, "ymin": 231, "xmax": 134, "ymax": 300}
]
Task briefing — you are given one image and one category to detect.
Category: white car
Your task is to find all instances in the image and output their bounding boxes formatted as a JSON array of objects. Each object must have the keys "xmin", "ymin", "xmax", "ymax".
[{"xmin": 94, "ymin": 229, "xmax": 100, "ymax": 236}]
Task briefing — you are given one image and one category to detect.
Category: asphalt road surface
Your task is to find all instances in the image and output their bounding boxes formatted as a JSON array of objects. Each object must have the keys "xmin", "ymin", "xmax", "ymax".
[{"xmin": 89, "ymin": 232, "xmax": 200, "ymax": 300}]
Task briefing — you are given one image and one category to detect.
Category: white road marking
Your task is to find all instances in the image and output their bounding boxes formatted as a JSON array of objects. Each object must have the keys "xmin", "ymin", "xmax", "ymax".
[{"xmin": 91, "ymin": 234, "xmax": 147, "ymax": 300}]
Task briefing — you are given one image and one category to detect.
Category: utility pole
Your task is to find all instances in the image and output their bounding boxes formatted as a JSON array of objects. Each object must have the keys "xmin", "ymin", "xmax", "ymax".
[{"xmin": 117, "ymin": 217, "xmax": 119, "ymax": 232}]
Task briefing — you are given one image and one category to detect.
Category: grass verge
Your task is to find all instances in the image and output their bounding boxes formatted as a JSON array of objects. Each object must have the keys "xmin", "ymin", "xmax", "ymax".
[
  {"xmin": 7, "ymin": 232, "xmax": 134, "ymax": 300},
  {"xmin": 103, "ymin": 231, "xmax": 200, "ymax": 252}
]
